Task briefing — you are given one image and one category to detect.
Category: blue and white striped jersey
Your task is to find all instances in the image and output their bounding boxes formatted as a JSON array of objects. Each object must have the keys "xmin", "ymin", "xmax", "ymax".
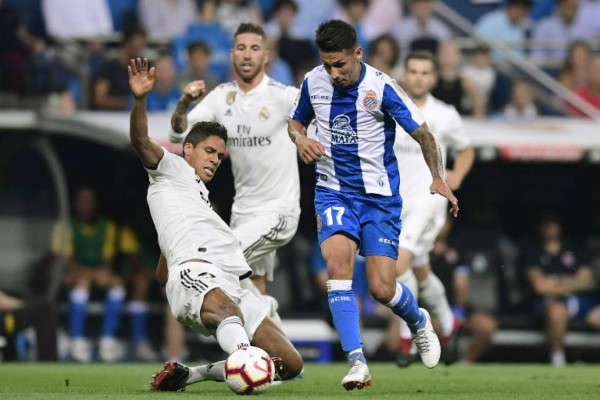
[{"xmin": 291, "ymin": 62, "xmax": 425, "ymax": 196}]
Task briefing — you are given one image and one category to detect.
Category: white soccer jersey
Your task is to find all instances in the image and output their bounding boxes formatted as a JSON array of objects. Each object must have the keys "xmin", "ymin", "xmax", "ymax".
[
  {"xmin": 394, "ymin": 94, "xmax": 471, "ymax": 207},
  {"xmin": 291, "ymin": 63, "xmax": 426, "ymax": 196},
  {"xmin": 145, "ymin": 149, "xmax": 251, "ymax": 277},
  {"xmin": 170, "ymin": 75, "xmax": 300, "ymax": 215}
]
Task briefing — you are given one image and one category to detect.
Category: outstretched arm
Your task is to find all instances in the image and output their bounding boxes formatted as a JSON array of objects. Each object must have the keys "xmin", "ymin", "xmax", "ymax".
[
  {"xmin": 410, "ymin": 123, "xmax": 459, "ymax": 217},
  {"xmin": 128, "ymin": 58, "xmax": 164, "ymax": 169}
]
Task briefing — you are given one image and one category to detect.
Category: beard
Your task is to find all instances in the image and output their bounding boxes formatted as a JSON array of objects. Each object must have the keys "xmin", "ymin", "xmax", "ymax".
[{"xmin": 233, "ymin": 62, "xmax": 263, "ymax": 83}]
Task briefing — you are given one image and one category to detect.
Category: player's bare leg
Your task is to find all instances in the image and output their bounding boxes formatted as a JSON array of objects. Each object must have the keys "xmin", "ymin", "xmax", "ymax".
[{"xmin": 151, "ymin": 288, "xmax": 250, "ymax": 391}]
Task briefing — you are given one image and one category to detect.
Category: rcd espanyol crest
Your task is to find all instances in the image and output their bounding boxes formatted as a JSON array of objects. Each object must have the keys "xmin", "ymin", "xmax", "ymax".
[{"xmin": 362, "ymin": 90, "xmax": 378, "ymax": 110}]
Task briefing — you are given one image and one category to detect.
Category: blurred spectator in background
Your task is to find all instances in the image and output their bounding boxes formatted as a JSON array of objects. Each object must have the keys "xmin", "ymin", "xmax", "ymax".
[
  {"xmin": 41, "ymin": 0, "xmax": 113, "ymax": 40},
  {"xmin": 557, "ymin": 40, "xmax": 592, "ymax": 91},
  {"xmin": 178, "ymin": 41, "xmax": 220, "ymax": 96},
  {"xmin": 462, "ymin": 44, "xmax": 496, "ymax": 116},
  {"xmin": 566, "ymin": 55, "xmax": 600, "ymax": 117},
  {"xmin": 264, "ymin": 0, "xmax": 298, "ymax": 40},
  {"xmin": 367, "ymin": 34, "xmax": 402, "ymax": 80},
  {"xmin": 475, "ymin": 0, "xmax": 532, "ymax": 57},
  {"xmin": 0, "ymin": 290, "xmax": 58, "ymax": 361},
  {"xmin": 142, "ymin": 53, "xmax": 181, "ymax": 111},
  {"xmin": 201, "ymin": 0, "xmax": 263, "ymax": 34},
  {"xmin": 432, "ymin": 40, "xmax": 484, "ymax": 118},
  {"xmin": 428, "ymin": 219, "xmax": 498, "ymax": 364},
  {"xmin": 531, "ymin": 0, "xmax": 589, "ymax": 62},
  {"xmin": 265, "ymin": 38, "xmax": 294, "ymax": 86},
  {"xmin": 524, "ymin": 215, "xmax": 600, "ymax": 366},
  {"xmin": 52, "ymin": 186, "xmax": 125, "ymax": 362},
  {"xmin": 333, "ymin": 0, "xmax": 369, "ymax": 52},
  {"xmin": 118, "ymin": 219, "xmax": 159, "ymax": 362},
  {"xmin": 43, "ymin": 86, "xmax": 77, "ymax": 114},
  {"xmin": 501, "ymin": 80, "xmax": 538, "ymax": 120},
  {"xmin": 392, "ymin": 0, "xmax": 451, "ymax": 48},
  {"xmin": 92, "ymin": 26, "xmax": 147, "ymax": 110},
  {"xmin": 356, "ymin": 0, "xmax": 402, "ymax": 42},
  {"xmin": 579, "ymin": 0, "xmax": 600, "ymax": 39},
  {"xmin": 263, "ymin": 0, "xmax": 306, "ymax": 83},
  {"xmin": 288, "ymin": 0, "xmax": 335, "ymax": 39},
  {"xmin": 0, "ymin": 1, "xmax": 47, "ymax": 95},
  {"xmin": 138, "ymin": 0, "xmax": 199, "ymax": 40}
]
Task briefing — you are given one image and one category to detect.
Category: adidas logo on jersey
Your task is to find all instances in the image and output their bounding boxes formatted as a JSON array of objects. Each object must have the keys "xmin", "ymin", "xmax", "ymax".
[{"xmin": 225, "ymin": 109, "xmax": 233, "ymax": 116}]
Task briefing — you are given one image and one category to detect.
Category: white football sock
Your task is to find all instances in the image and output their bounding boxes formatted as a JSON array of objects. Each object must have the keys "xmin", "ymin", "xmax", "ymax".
[
  {"xmin": 187, "ymin": 360, "xmax": 225, "ymax": 384},
  {"xmin": 216, "ymin": 316, "xmax": 250, "ymax": 354},
  {"xmin": 418, "ymin": 272, "xmax": 455, "ymax": 336}
]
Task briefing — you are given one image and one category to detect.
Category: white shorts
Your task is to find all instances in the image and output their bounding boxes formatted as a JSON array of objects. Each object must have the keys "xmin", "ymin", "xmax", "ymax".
[
  {"xmin": 230, "ymin": 211, "xmax": 299, "ymax": 280},
  {"xmin": 166, "ymin": 262, "xmax": 268, "ymax": 339},
  {"xmin": 399, "ymin": 200, "xmax": 447, "ymax": 267}
]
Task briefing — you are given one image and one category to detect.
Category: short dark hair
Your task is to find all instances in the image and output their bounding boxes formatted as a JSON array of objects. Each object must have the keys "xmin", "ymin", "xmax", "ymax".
[
  {"xmin": 368, "ymin": 34, "xmax": 400, "ymax": 67},
  {"xmin": 187, "ymin": 41, "xmax": 211, "ymax": 56},
  {"xmin": 403, "ymin": 50, "xmax": 438, "ymax": 72},
  {"xmin": 272, "ymin": 0, "xmax": 298, "ymax": 14},
  {"xmin": 184, "ymin": 121, "xmax": 228, "ymax": 148},
  {"xmin": 506, "ymin": 0, "xmax": 533, "ymax": 8},
  {"xmin": 315, "ymin": 20, "xmax": 357, "ymax": 53},
  {"xmin": 234, "ymin": 23, "xmax": 267, "ymax": 42}
]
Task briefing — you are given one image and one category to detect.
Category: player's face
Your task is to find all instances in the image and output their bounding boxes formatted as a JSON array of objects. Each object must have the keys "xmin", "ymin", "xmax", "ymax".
[
  {"xmin": 231, "ymin": 33, "xmax": 269, "ymax": 84},
  {"xmin": 185, "ymin": 135, "xmax": 227, "ymax": 183},
  {"xmin": 402, "ymin": 58, "xmax": 436, "ymax": 100},
  {"xmin": 320, "ymin": 47, "xmax": 363, "ymax": 88}
]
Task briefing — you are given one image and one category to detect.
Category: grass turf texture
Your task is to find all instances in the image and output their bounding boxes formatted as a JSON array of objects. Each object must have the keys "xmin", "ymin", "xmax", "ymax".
[{"xmin": 1, "ymin": 363, "xmax": 599, "ymax": 399}]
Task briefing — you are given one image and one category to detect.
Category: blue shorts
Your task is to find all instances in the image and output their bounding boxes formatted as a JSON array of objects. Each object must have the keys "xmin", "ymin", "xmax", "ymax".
[
  {"xmin": 314, "ymin": 187, "xmax": 401, "ymax": 259},
  {"xmin": 533, "ymin": 294, "xmax": 600, "ymax": 319}
]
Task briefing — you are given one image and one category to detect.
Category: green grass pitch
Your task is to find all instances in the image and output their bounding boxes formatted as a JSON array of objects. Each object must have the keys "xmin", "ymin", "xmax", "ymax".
[{"xmin": 1, "ymin": 363, "xmax": 599, "ymax": 399}]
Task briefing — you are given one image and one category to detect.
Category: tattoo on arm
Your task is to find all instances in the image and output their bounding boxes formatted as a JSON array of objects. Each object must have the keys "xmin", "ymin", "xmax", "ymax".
[
  {"xmin": 171, "ymin": 100, "xmax": 189, "ymax": 133},
  {"xmin": 410, "ymin": 124, "xmax": 444, "ymax": 179}
]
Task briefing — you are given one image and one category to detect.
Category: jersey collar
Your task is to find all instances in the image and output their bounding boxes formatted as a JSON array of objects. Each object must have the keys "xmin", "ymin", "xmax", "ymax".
[{"xmin": 236, "ymin": 74, "xmax": 269, "ymax": 95}]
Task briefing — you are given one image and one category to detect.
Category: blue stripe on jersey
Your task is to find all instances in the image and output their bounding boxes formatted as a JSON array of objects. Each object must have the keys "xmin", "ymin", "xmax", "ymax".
[
  {"xmin": 382, "ymin": 83, "xmax": 421, "ymax": 134},
  {"xmin": 329, "ymin": 84, "xmax": 365, "ymax": 192},
  {"xmin": 292, "ymin": 78, "xmax": 314, "ymax": 125},
  {"xmin": 383, "ymin": 113, "xmax": 400, "ymax": 196}
]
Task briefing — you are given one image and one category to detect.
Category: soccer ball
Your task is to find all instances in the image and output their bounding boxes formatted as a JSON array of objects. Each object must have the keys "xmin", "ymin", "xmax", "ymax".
[{"xmin": 225, "ymin": 346, "xmax": 275, "ymax": 395}]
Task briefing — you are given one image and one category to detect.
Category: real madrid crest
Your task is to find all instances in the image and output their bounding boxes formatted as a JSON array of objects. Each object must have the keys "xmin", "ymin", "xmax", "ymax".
[
  {"xmin": 259, "ymin": 106, "xmax": 270, "ymax": 121},
  {"xmin": 362, "ymin": 90, "xmax": 378, "ymax": 111},
  {"xmin": 226, "ymin": 91, "xmax": 236, "ymax": 105}
]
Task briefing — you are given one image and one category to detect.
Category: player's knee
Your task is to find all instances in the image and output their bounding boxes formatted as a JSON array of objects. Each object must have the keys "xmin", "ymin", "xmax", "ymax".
[
  {"xmin": 369, "ymin": 281, "xmax": 395, "ymax": 304},
  {"xmin": 326, "ymin": 259, "xmax": 352, "ymax": 279},
  {"xmin": 546, "ymin": 301, "xmax": 568, "ymax": 321},
  {"xmin": 201, "ymin": 289, "xmax": 244, "ymax": 329},
  {"xmin": 281, "ymin": 350, "xmax": 304, "ymax": 381}
]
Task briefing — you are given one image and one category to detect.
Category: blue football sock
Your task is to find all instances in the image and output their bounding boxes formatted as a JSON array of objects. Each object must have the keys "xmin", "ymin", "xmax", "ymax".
[
  {"xmin": 129, "ymin": 304, "xmax": 148, "ymax": 343},
  {"xmin": 387, "ymin": 282, "xmax": 426, "ymax": 333},
  {"xmin": 102, "ymin": 287, "xmax": 125, "ymax": 337},
  {"xmin": 327, "ymin": 280, "xmax": 362, "ymax": 354},
  {"xmin": 69, "ymin": 288, "xmax": 88, "ymax": 338}
]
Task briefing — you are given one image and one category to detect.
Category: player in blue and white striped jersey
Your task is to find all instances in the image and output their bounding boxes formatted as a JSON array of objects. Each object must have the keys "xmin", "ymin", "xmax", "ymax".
[{"xmin": 288, "ymin": 20, "xmax": 458, "ymax": 390}]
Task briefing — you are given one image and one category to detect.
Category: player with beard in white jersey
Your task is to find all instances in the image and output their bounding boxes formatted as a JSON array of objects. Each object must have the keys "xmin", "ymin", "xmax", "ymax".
[
  {"xmin": 169, "ymin": 23, "xmax": 300, "ymax": 322},
  {"xmin": 393, "ymin": 51, "xmax": 474, "ymax": 367},
  {"xmin": 126, "ymin": 57, "xmax": 303, "ymax": 391}
]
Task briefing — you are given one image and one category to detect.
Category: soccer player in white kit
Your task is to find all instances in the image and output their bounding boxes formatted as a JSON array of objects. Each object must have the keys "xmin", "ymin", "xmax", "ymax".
[
  {"xmin": 394, "ymin": 51, "xmax": 475, "ymax": 366},
  {"xmin": 169, "ymin": 23, "xmax": 300, "ymax": 298},
  {"xmin": 126, "ymin": 57, "xmax": 303, "ymax": 391}
]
